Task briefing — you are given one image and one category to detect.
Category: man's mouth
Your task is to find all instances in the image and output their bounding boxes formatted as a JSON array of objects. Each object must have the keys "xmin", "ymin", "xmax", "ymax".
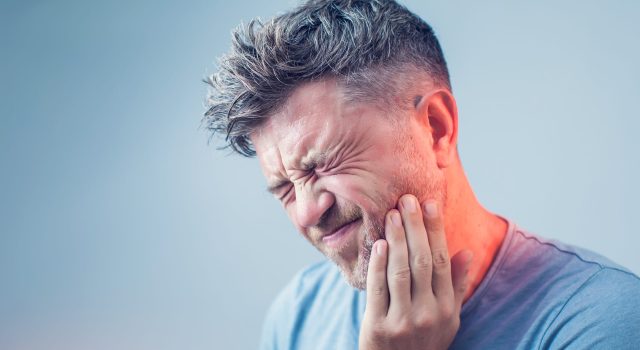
[{"xmin": 322, "ymin": 218, "xmax": 361, "ymax": 248}]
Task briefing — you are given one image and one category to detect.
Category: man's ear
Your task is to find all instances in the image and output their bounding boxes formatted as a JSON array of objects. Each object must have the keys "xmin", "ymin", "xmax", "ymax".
[{"xmin": 415, "ymin": 89, "xmax": 459, "ymax": 168}]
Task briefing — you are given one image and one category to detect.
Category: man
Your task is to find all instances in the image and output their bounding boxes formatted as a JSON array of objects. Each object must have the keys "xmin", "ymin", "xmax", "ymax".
[{"xmin": 204, "ymin": 0, "xmax": 640, "ymax": 349}]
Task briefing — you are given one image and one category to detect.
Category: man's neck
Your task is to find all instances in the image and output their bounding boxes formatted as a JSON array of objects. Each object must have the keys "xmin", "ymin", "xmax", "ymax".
[{"xmin": 442, "ymin": 162, "xmax": 508, "ymax": 302}]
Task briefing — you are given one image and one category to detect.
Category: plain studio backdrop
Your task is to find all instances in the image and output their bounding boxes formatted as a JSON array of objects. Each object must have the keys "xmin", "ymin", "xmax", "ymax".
[{"xmin": 1, "ymin": 0, "xmax": 639, "ymax": 349}]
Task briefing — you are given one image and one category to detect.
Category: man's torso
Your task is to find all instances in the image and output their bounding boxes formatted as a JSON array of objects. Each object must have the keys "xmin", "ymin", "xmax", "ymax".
[{"xmin": 259, "ymin": 220, "xmax": 640, "ymax": 349}]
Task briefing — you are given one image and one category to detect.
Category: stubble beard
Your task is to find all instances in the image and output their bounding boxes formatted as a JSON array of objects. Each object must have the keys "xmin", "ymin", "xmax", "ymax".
[
  {"xmin": 325, "ymin": 123, "xmax": 448, "ymax": 290},
  {"xmin": 335, "ymin": 170, "xmax": 447, "ymax": 291},
  {"xmin": 318, "ymin": 207, "xmax": 384, "ymax": 290},
  {"xmin": 345, "ymin": 212, "xmax": 384, "ymax": 290}
]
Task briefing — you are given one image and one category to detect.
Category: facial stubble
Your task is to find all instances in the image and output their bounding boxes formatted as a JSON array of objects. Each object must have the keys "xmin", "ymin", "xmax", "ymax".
[{"xmin": 338, "ymin": 130, "xmax": 447, "ymax": 290}]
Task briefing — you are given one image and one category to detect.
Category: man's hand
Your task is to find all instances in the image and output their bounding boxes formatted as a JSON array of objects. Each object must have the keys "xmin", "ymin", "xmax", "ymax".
[{"xmin": 359, "ymin": 194, "xmax": 473, "ymax": 350}]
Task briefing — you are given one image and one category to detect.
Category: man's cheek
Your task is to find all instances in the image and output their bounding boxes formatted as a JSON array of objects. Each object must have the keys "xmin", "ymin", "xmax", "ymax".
[{"xmin": 333, "ymin": 185, "xmax": 381, "ymax": 214}]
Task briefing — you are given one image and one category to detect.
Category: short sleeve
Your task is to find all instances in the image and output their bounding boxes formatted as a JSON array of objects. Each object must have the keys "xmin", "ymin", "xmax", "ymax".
[
  {"xmin": 258, "ymin": 275, "xmax": 299, "ymax": 350},
  {"xmin": 539, "ymin": 268, "xmax": 640, "ymax": 349}
]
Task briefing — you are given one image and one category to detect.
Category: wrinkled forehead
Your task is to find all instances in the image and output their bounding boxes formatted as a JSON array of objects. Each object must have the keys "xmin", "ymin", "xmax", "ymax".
[{"xmin": 250, "ymin": 80, "xmax": 349, "ymax": 165}]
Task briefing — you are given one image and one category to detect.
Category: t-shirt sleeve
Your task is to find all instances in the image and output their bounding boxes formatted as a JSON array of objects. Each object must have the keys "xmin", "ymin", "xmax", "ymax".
[
  {"xmin": 540, "ymin": 267, "xmax": 640, "ymax": 349},
  {"xmin": 258, "ymin": 272, "xmax": 303, "ymax": 350}
]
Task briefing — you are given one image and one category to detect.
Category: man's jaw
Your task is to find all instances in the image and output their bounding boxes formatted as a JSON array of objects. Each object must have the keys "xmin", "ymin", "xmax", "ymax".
[{"xmin": 324, "ymin": 215, "xmax": 385, "ymax": 290}]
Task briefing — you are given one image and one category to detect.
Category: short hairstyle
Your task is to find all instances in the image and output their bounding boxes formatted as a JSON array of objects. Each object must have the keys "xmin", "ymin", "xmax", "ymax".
[{"xmin": 203, "ymin": 0, "xmax": 451, "ymax": 157}]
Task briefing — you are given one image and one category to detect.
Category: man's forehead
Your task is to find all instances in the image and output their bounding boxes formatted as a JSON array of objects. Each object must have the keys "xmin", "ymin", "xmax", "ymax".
[
  {"xmin": 254, "ymin": 114, "xmax": 335, "ymax": 174},
  {"xmin": 270, "ymin": 80, "xmax": 342, "ymax": 128},
  {"xmin": 252, "ymin": 80, "xmax": 345, "ymax": 162}
]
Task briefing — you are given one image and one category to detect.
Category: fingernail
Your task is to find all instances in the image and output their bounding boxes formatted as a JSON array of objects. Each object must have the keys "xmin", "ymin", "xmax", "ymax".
[
  {"xmin": 391, "ymin": 212, "xmax": 401, "ymax": 227},
  {"xmin": 424, "ymin": 201, "xmax": 438, "ymax": 218},
  {"xmin": 402, "ymin": 196, "xmax": 416, "ymax": 213}
]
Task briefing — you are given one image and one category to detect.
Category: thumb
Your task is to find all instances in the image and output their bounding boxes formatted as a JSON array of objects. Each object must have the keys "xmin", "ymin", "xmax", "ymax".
[{"xmin": 450, "ymin": 249, "xmax": 473, "ymax": 307}]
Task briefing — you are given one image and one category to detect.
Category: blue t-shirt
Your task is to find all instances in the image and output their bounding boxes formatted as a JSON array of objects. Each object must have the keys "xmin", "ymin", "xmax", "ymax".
[{"xmin": 259, "ymin": 220, "xmax": 640, "ymax": 349}]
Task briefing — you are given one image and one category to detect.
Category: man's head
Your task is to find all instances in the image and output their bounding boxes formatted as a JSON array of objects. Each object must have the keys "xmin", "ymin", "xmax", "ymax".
[{"xmin": 204, "ymin": 0, "xmax": 460, "ymax": 289}]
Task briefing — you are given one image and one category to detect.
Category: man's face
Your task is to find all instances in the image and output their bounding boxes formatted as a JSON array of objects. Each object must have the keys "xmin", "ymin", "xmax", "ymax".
[{"xmin": 251, "ymin": 79, "xmax": 445, "ymax": 290}]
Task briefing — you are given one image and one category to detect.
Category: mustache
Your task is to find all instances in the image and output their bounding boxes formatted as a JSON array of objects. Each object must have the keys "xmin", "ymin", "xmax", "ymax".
[{"xmin": 314, "ymin": 203, "xmax": 362, "ymax": 235}]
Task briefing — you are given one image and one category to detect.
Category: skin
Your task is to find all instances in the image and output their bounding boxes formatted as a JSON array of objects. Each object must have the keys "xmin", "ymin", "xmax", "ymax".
[
  {"xmin": 359, "ymin": 197, "xmax": 473, "ymax": 349},
  {"xmin": 250, "ymin": 77, "xmax": 507, "ymax": 348}
]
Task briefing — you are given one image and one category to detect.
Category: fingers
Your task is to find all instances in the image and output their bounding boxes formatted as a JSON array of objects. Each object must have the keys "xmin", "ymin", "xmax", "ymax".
[
  {"xmin": 450, "ymin": 249, "xmax": 473, "ymax": 307},
  {"xmin": 422, "ymin": 200, "xmax": 454, "ymax": 300},
  {"xmin": 398, "ymin": 194, "xmax": 433, "ymax": 302},
  {"xmin": 385, "ymin": 209, "xmax": 412, "ymax": 314},
  {"xmin": 360, "ymin": 196, "xmax": 467, "ymax": 350},
  {"xmin": 367, "ymin": 197, "xmax": 463, "ymax": 317},
  {"xmin": 365, "ymin": 239, "xmax": 389, "ymax": 319}
]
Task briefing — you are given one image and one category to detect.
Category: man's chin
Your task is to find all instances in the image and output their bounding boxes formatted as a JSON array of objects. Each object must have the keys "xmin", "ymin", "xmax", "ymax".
[
  {"xmin": 333, "ymin": 255, "xmax": 369, "ymax": 291},
  {"xmin": 346, "ymin": 274, "xmax": 367, "ymax": 291},
  {"xmin": 320, "ymin": 216, "xmax": 379, "ymax": 290}
]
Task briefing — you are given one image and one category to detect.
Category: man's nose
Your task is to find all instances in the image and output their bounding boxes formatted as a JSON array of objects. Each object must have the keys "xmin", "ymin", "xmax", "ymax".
[{"xmin": 294, "ymin": 182, "xmax": 335, "ymax": 228}]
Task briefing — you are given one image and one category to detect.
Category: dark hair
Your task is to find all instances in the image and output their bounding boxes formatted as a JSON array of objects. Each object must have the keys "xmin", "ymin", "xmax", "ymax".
[{"xmin": 203, "ymin": 0, "xmax": 450, "ymax": 156}]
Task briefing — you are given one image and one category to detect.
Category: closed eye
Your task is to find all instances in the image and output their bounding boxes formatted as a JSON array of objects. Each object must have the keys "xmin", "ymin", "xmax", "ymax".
[
  {"xmin": 278, "ymin": 185, "xmax": 294, "ymax": 201},
  {"xmin": 266, "ymin": 181, "xmax": 290, "ymax": 196}
]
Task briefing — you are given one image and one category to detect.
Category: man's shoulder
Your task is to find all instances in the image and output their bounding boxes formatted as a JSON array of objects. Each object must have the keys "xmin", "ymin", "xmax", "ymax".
[
  {"xmin": 272, "ymin": 260, "xmax": 344, "ymax": 304},
  {"xmin": 508, "ymin": 224, "xmax": 640, "ymax": 302},
  {"xmin": 496, "ymin": 223, "xmax": 640, "ymax": 347},
  {"xmin": 535, "ymin": 232, "xmax": 640, "ymax": 319},
  {"xmin": 513, "ymin": 226, "xmax": 634, "ymax": 273},
  {"xmin": 455, "ymin": 222, "xmax": 640, "ymax": 349},
  {"xmin": 502, "ymin": 224, "xmax": 637, "ymax": 287},
  {"xmin": 259, "ymin": 260, "xmax": 363, "ymax": 350},
  {"xmin": 538, "ymin": 254, "xmax": 640, "ymax": 348}
]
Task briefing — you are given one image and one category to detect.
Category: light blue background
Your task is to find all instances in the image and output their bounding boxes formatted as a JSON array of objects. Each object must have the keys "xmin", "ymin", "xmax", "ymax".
[{"xmin": 1, "ymin": 1, "xmax": 638, "ymax": 349}]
